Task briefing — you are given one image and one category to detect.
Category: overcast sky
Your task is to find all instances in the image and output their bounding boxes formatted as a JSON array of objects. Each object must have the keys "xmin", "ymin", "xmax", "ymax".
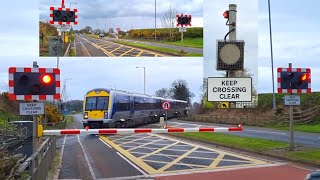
[
  {"xmin": 39, "ymin": 0, "xmax": 203, "ymax": 30},
  {"xmin": 258, "ymin": 0, "xmax": 320, "ymax": 93},
  {"xmin": 0, "ymin": 0, "xmax": 203, "ymax": 103}
]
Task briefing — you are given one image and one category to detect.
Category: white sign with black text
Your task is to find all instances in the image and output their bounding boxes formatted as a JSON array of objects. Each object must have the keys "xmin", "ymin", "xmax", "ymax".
[
  {"xmin": 179, "ymin": 27, "xmax": 187, "ymax": 32},
  {"xmin": 207, "ymin": 77, "xmax": 252, "ymax": 102},
  {"xmin": 284, "ymin": 95, "xmax": 300, "ymax": 106},
  {"xmin": 19, "ymin": 102, "xmax": 45, "ymax": 116}
]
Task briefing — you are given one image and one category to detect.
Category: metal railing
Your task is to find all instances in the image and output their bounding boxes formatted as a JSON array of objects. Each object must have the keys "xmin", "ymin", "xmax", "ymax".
[{"xmin": 16, "ymin": 137, "xmax": 56, "ymax": 180}]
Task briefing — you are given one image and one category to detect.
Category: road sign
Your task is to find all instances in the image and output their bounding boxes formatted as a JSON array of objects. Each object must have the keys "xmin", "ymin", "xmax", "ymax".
[
  {"xmin": 207, "ymin": 77, "xmax": 252, "ymax": 102},
  {"xmin": 284, "ymin": 95, "xmax": 301, "ymax": 106},
  {"xmin": 220, "ymin": 102, "xmax": 229, "ymax": 108},
  {"xmin": 277, "ymin": 68, "xmax": 311, "ymax": 93},
  {"xmin": 20, "ymin": 102, "xmax": 44, "ymax": 116},
  {"xmin": 162, "ymin": 101, "xmax": 171, "ymax": 110},
  {"xmin": 179, "ymin": 27, "xmax": 187, "ymax": 32},
  {"xmin": 57, "ymin": 25, "xmax": 71, "ymax": 32}
]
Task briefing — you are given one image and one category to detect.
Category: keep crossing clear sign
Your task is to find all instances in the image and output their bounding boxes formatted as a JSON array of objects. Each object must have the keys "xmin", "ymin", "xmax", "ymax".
[
  {"xmin": 207, "ymin": 77, "xmax": 252, "ymax": 102},
  {"xmin": 20, "ymin": 102, "xmax": 45, "ymax": 115},
  {"xmin": 284, "ymin": 95, "xmax": 300, "ymax": 106}
]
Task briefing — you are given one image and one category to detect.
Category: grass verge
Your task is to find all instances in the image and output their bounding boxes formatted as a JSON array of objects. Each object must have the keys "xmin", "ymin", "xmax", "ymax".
[
  {"xmin": 125, "ymin": 38, "xmax": 203, "ymax": 48},
  {"xmin": 69, "ymin": 49, "xmax": 75, "ymax": 56},
  {"xmin": 114, "ymin": 40, "xmax": 202, "ymax": 57},
  {"xmin": 272, "ymin": 124, "xmax": 320, "ymax": 134},
  {"xmin": 287, "ymin": 149, "xmax": 320, "ymax": 164},
  {"xmin": 174, "ymin": 132, "xmax": 288, "ymax": 151}
]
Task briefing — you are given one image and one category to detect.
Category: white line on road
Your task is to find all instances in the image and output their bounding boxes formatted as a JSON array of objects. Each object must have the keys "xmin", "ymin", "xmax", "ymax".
[
  {"xmin": 99, "ymin": 138, "xmax": 112, "ymax": 148},
  {"xmin": 54, "ymin": 135, "xmax": 67, "ymax": 180},
  {"xmin": 116, "ymin": 152, "xmax": 147, "ymax": 175},
  {"xmin": 246, "ymin": 129, "xmax": 286, "ymax": 135},
  {"xmin": 80, "ymin": 41, "xmax": 91, "ymax": 57},
  {"xmin": 77, "ymin": 135, "xmax": 97, "ymax": 180}
]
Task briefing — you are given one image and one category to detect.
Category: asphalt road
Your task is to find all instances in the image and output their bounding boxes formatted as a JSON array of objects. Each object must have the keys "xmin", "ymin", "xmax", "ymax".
[
  {"xmin": 53, "ymin": 115, "xmax": 315, "ymax": 179},
  {"xmin": 74, "ymin": 35, "xmax": 168, "ymax": 57},
  {"xmin": 56, "ymin": 114, "xmax": 142, "ymax": 179},
  {"xmin": 168, "ymin": 119, "xmax": 320, "ymax": 148}
]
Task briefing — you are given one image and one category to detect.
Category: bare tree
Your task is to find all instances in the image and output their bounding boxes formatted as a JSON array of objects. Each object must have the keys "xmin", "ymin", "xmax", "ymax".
[{"xmin": 161, "ymin": 5, "xmax": 178, "ymax": 41}]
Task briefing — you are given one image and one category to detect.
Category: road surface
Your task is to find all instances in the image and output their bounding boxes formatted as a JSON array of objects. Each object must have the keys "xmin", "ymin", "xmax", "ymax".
[
  {"xmin": 53, "ymin": 115, "xmax": 314, "ymax": 179},
  {"xmin": 167, "ymin": 119, "xmax": 320, "ymax": 148},
  {"xmin": 74, "ymin": 35, "xmax": 169, "ymax": 57}
]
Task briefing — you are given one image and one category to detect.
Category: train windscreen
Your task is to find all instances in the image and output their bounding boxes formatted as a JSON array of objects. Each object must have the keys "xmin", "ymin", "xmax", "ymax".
[{"xmin": 85, "ymin": 96, "xmax": 109, "ymax": 111}]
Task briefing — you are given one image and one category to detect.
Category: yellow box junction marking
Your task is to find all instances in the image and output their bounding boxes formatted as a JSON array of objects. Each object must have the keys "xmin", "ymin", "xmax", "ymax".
[{"xmin": 100, "ymin": 134, "xmax": 270, "ymax": 175}]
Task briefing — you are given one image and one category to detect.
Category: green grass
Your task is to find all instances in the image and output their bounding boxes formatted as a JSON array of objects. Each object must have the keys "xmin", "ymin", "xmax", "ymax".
[
  {"xmin": 114, "ymin": 40, "xmax": 202, "ymax": 57},
  {"xmin": 66, "ymin": 116, "xmax": 73, "ymax": 126},
  {"xmin": 271, "ymin": 123, "xmax": 320, "ymax": 133},
  {"xmin": 287, "ymin": 149, "xmax": 320, "ymax": 164},
  {"xmin": 174, "ymin": 132, "xmax": 288, "ymax": 151},
  {"xmin": 126, "ymin": 38, "xmax": 203, "ymax": 48}
]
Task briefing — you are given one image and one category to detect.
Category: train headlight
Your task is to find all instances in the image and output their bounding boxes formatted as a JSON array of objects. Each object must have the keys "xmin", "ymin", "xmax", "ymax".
[
  {"xmin": 84, "ymin": 112, "xmax": 88, "ymax": 119},
  {"xmin": 104, "ymin": 112, "xmax": 108, "ymax": 119}
]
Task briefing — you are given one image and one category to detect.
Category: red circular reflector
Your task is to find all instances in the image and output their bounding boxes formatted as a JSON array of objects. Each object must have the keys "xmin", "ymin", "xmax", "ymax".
[
  {"xmin": 223, "ymin": 11, "xmax": 229, "ymax": 19},
  {"xmin": 42, "ymin": 75, "xmax": 52, "ymax": 84}
]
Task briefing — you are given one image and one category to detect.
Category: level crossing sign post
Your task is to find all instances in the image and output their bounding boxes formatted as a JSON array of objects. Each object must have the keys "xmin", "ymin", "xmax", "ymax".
[
  {"xmin": 162, "ymin": 101, "xmax": 171, "ymax": 128},
  {"xmin": 277, "ymin": 63, "xmax": 311, "ymax": 151},
  {"xmin": 176, "ymin": 14, "xmax": 192, "ymax": 53}
]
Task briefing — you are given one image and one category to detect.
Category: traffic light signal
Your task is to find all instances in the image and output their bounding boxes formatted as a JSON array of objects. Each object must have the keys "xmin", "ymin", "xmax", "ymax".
[
  {"xmin": 277, "ymin": 68, "xmax": 311, "ymax": 93},
  {"xmin": 176, "ymin": 14, "xmax": 192, "ymax": 26},
  {"xmin": 280, "ymin": 72, "xmax": 310, "ymax": 89},
  {"xmin": 223, "ymin": 10, "xmax": 229, "ymax": 19},
  {"xmin": 9, "ymin": 67, "xmax": 61, "ymax": 101},
  {"xmin": 14, "ymin": 72, "xmax": 55, "ymax": 95},
  {"xmin": 50, "ymin": 7, "xmax": 78, "ymax": 25}
]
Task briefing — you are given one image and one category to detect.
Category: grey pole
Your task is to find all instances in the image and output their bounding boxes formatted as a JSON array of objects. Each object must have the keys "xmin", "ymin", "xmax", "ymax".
[
  {"xmin": 32, "ymin": 62, "xmax": 39, "ymax": 154},
  {"xmin": 155, "ymin": 0, "xmax": 157, "ymax": 40},
  {"xmin": 228, "ymin": 4, "xmax": 237, "ymax": 108},
  {"xmin": 268, "ymin": 0, "xmax": 277, "ymax": 114},
  {"xmin": 143, "ymin": 67, "xmax": 146, "ymax": 94},
  {"xmin": 288, "ymin": 63, "xmax": 295, "ymax": 151}
]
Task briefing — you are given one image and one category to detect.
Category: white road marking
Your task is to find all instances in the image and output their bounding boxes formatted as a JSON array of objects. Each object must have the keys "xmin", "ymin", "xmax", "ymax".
[
  {"xmin": 99, "ymin": 138, "xmax": 112, "ymax": 148},
  {"xmin": 77, "ymin": 135, "xmax": 97, "ymax": 180},
  {"xmin": 103, "ymin": 51, "xmax": 111, "ymax": 57},
  {"xmin": 116, "ymin": 152, "xmax": 147, "ymax": 175},
  {"xmin": 246, "ymin": 129, "xmax": 286, "ymax": 135},
  {"xmin": 80, "ymin": 41, "xmax": 91, "ymax": 56},
  {"xmin": 54, "ymin": 135, "xmax": 67, "ymax": 180}
]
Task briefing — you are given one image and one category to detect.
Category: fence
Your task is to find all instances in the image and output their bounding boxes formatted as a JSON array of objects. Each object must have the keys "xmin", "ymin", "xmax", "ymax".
[
  {"xmin": 16, "ymin": 137, "xmax": 56, "ymax": 180},
  {"xmin": 283, "ymin": 105, "xmax": 320, "ymax": 124}
]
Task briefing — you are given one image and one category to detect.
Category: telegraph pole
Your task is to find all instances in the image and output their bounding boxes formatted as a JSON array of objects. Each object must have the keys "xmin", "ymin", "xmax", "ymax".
[{"xmin": 32, "ymin": 61, "xmax": 39, "ymax": 154}]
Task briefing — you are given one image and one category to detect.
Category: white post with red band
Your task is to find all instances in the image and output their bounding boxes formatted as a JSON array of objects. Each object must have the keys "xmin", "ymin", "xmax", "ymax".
[{"xmin": 43, "ymin": 125, "xmax": 243, "ymax": 136}]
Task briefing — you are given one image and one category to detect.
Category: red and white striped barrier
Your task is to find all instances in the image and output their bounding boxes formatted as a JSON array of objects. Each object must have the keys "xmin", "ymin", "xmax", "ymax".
[{"xmin": 43, "ymin": 125, "xmax": 243, "ymax": 136}]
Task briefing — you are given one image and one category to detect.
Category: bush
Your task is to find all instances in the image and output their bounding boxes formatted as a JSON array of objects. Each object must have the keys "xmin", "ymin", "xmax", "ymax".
[
  {"xmin": 128, "ymin": 27, "xmax": 203, "ymax": 41},
  {"xmin": 45, "ymin": 104, "xmax": 60, "ymax": 123}
]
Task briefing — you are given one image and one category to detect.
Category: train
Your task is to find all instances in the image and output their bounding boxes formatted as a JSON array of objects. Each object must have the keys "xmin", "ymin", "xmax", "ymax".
[{"xmin": 82, "ymin": 88, "xmax": 189, "ymax": 129}]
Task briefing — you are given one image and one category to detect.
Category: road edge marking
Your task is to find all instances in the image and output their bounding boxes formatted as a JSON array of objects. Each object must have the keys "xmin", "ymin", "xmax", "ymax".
[
  {"xmin": 53, "ymin": 135, "xmax": 67, "ymax": 180},
  {"xmin": 77, "ymin": 135, "xmax": 97, "ymax": 180},
  {"xmin": 99, "ymin": 138, "xmax": 112, "ymax": 148},
  {"xmin": 116, "ymin": 152, "xmax": 147, "ymax": 175},
  {"xmin": 99, "ymin": 135, "xmax": 157, "ymax": 174}
]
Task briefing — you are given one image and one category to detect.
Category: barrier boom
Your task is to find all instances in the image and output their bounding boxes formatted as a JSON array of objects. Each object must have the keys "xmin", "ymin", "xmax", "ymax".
[{"xmin": 43, "ymin": 126, "xmax": 243, "ymax": 136}]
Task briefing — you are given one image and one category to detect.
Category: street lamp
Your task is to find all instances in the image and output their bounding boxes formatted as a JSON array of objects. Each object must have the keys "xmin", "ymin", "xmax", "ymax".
[{"xmin": 136, "ymin": 67, "xmax": 146, "ymax": 94}]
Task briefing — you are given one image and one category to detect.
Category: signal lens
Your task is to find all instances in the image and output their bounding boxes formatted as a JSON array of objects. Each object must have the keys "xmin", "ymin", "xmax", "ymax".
[
  {"xmin": 301, "ymin": 73, "xmax": 310, "ymax": 81},
  {"xmin": 42, "ymin": 75, "xmax": 52, "ymax": 84},
  {"xmin": 223, "ymin": 11, "xmax": 229, "ymax": 19}
]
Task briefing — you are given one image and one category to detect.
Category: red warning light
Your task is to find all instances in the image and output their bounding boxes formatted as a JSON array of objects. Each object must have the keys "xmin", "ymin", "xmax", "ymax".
[
  {"xmin": 223, "ymin": 11, "xmax": 229, "ymax": 19},
  {"xmin": 42, "ymin": 74, "xmax": 52, "ymax": 84}
]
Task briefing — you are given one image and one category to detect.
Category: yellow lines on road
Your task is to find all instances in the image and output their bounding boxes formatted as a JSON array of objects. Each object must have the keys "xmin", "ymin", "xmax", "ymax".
[
  {"xmin": 136, "ymin": 51, "xmax": 144, "ymax": 57},
  {"xmin": 110, "ymin": 45, "xmax": 125, "ymax": 53},
  {"xmin": 119, "ymin": 136, "xmax": 152, "ymax": 146},
  {"xmin": 128, "ymin": 139, "xmax": 163, "ymax": 151},
  {"xmin": 156, "ymin": 147, "xmax": 198, "ymax": 173},
  {"xmin": 140, "ymin": 141, "xmax": 180, "ymax": 159},
  {"xmin": 209, "ymin": 152, "xmax": 226, "ymax": 168},
  {"xmin": 99, "ymin": 135, "xmax": 158, "ymax": 174},
  {"xmin": 120, "ymin": 48, "xmax": 135, "ymax": 57}
]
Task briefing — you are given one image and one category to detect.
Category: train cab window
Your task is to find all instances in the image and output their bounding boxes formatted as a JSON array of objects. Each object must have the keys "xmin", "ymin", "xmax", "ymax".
[{"xmin": 85, "ymin": 96, "xmax": 109, "ymax": 111}]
